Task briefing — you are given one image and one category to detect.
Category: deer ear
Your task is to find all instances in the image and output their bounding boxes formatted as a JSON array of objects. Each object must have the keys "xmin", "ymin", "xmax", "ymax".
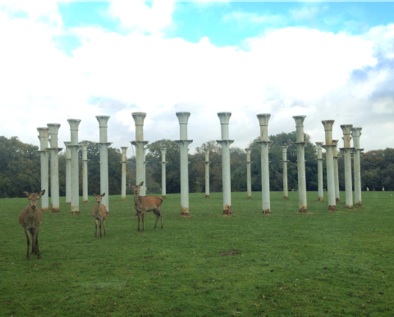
[
  {"xmin": 102, "ymin": 193, "xmax": 105, "ymax": 197},
  {"xmin": 24, "ymin": 191, "xmax": 30, "ymax": 197},
  {"xmin": 40, "ymin": 190, "xmax": 45, "ymax": 196},
  {"xmin": 139, "ymin": 181, "xmax": 144, "ymax": 186}
]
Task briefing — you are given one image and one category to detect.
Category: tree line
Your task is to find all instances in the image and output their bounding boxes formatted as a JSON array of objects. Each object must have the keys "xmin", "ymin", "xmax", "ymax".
[{"xmin": 0, "ymin": 134, "xmax": 393, "ymax": 198}]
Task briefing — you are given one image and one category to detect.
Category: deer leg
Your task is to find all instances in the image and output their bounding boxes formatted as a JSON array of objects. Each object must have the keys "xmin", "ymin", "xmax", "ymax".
[
  {"xmin": 24, "ymin": 229, "xmax": 31, "ymax": 260},
  {"xmin": 95, "ymin": 219, "xmax": 99, "ymax": 237},
  {"xmin": 33, "ymin": 229, "xmax": 41, "ymax": 259},
  {"xmin": 137, "ymin": 212, "xmax": 141, "ymax": 231},
  {"xmin": 153, "ymin": 209, "xmax": 160, "ymax": 229},
  {"xmin": 102, "ymin": 219, "xmax": 106, "ymax": 236},
  {"xmin": 142, "ymin": 212, "xmax": 145, "ymax": 231},
  {"xmin": 158, "ymin": 207, "xmax": 163, "ymax": 229},
  {"xmin": 32, "ymin": 231, "xmax": 37, "ymax": 255}
]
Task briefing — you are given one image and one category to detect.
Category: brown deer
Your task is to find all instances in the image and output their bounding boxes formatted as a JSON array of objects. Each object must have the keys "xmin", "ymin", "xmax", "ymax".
[
  {"xmin": 132, "ymin": 181, "xmax": 163, "ymax": 231},
  {"xmin": 92, "ymin": 193, "xmax": 107, "ymax": 237},
  {"xmin": 18, "ymin": 190, "xmax": 45, "ymax": 260}
]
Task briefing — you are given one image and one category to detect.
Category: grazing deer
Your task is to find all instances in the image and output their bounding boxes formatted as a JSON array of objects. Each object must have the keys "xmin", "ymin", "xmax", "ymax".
[
  {"xmin": 132, "ymin": 181, "xmax": 163, "ymax": 231},
  {"xmin": 92, "ymin": 193, "xmax": 107, "ymax": 237},
  {"xmin": 18, "ymin": 190, "xmax": 45, "ymax": 260}
]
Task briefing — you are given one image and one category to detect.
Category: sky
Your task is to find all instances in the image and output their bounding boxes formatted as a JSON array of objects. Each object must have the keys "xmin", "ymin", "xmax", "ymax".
[{"xmin": 1, "ymin": 0, "xmax": 394, "ymax": 156}]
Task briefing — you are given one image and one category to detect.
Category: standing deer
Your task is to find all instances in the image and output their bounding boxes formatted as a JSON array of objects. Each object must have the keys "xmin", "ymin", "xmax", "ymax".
[
  {"xmin": 93, "ymin": 193, "xmax": 107, "ymax": 237},
  {"xmin": 18, "ymin": 190, "xmax": 45, "ymax": 260},
  {"xmin": 133, "ymin": 181, "xmax": 163, "ymax": 231}
]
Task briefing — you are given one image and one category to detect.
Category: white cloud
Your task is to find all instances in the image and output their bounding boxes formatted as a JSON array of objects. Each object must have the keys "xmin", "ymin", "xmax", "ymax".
[
  {"xmin": 108, "ymin": 0, "xmax": 175, "ymax": 35},
  {"xmin": 0, "ymin": 3, "xmax": 393, "ymax": 154}
]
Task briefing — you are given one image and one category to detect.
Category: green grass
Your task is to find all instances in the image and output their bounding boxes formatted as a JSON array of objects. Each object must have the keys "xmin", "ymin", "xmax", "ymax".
[{"xmin": 1, "ymin": 191, "xmax": 394, "ymax": 316}]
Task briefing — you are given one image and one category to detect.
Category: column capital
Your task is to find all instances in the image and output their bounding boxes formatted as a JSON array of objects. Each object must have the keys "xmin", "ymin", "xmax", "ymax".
[
  {"xmin": 257, "ymin": 113, "xmax": 270, "ymax": 142},
  {"xmin": 217, "ymin": 112, "xmax": 232, "ymax": 124},
  {"xmin": 132, "ymin": 112, "xmax": 146, "ymax": 125},
  {"xmin": 176, "ymin": 112, "xmax": 191, "ymax": 124},
  {"xmin": 322, "ymin": 120, "xmax": 335, "ymax": 145}
]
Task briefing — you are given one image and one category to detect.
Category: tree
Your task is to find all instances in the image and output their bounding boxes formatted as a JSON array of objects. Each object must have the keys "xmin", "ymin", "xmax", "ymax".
[
  {"xmin": 0, "ymin": 136, "xmax": 40, "ymax": 197},
  {"xmin": 145, "ymin": 139, "xmax": 180, "ymax": 194}
]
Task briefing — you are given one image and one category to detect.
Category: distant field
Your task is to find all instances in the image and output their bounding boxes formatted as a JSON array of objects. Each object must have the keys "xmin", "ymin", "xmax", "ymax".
[{"xmin": 1, "ymin": 191, "xmax": 393, "ymax": 316}]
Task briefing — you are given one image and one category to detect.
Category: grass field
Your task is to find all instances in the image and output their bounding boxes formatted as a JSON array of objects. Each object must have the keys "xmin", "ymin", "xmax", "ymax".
[{"xmin": 1, "ymin": 191, "xmax": 393, "ymax": 316}]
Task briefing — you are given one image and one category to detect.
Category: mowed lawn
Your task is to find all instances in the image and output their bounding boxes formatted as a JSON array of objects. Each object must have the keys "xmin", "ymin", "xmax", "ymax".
[{"xmin": 1, "ymin": 191, "xmax": 393, "ymax": 316}]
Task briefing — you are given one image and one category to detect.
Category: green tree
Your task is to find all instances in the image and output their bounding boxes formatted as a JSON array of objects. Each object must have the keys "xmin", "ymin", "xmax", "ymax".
[
  {"xmin": 145, "ymin": 139, "xmax": 180, "ymax": 194},
  {"xmin": 0, "ymin": 136, "xmax": 40, "ymax": 197}
]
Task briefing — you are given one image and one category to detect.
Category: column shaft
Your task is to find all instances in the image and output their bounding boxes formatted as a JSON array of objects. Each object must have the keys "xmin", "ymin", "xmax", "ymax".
[
  {"xmin": 176, "ymin": 112, "xmax": 192, "ymax": 216},
  {"xmin": 37, "ymin": 127, "xmax": 49, "ymax": 210},
  {"xmin": 293, "ymin": 116, "xmax": 307, "ymax": 212},
  {"xmin": 121, "ymin": 147, "xmax": 128, "ymax": 200},
  {"xmin": 47, "ymin": 123, "xmax": 61, "ymax": 212},
  {"xmin": 322, "ymin": 120, "xmax": 336, "ymax": 211},
  {"xmin": 257, "ymin": 114, "xmax": 271, "ymax": 214},
  {"xmin": 161, "ymin": 147, "xmax": 167, "ymax": 198},
  {"xmin": 315, "ymin": 142, "xmax": 324, "ymax": 201},
  {"xmin": 68, "ymin": 119, "xmax": 81, "ymax": 214},
  {"xmin": 246, "ymin": 148, "xmax": 252, "ymax": 199},
  {"xmin": 132, "ymin": 112, "xmax": 148, "ymax": 195},
  {"xmin": 282, "ymin": 146, "xmax": 288, "ymax": 200},
  {"xmin": 96, "ymin": 116, "xmax": 111, "ymax": 211},
  {"xmin": 204, "ymin": 149, "xmax": 210, "ymax": 197},
  {"xmin": 217, "ymin": 112, "xmax": 233, "ymax": 215}
]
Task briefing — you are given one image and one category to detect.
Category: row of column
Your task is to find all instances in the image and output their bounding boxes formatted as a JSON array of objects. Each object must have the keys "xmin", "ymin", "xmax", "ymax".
[
  {"xmin": 37, "ymin": 117, "xmax": 115, "ymax": 213},
  {"xmin": 38, "ymin": 112, "xmax": 363, "ymax": 216}
]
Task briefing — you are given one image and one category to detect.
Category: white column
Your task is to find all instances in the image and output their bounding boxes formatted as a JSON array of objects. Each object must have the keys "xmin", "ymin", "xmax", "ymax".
[
  {"xmin": 121, "ymin": 147, "xmax": 128, "ymax": 200},
  {"xmin": 67, "ymin": 119, "xmax": 81, "ymax": 214},
  {"xmin": 246, "ymin": 148, "xmax": 252, "ymax": 199},
  {"xmin": 315, "ymin": 142, "xmax": 324, "ymax": 201},
  {"xmin": 47, "ymin": 123, "xmax": 61, "ymax": 212},
  {"xmin": 176, "ymin": 112, "xmax": 192, "ymax": 216},
  {"xmin": 161, "ymin": 147, "xmax": 167, "ymax": 198},
  {"xmin": 332, "ymin": 140, "xmax": 340, "ymax": 203},
  {"xmin": 322, "ymin": 120, "xmax": 336, "ymax": 211},
  {"xmin": 293, "ymin": 116, "xmax": 307, "ymax": 212},
  {"xmin": 64, "ymin": 142, "xmax": 71, "ymax": 203},
  {"xmin": 96, "ymin": 116, "xmax": 111, "ymax": 211},
  {"xmin": 204, "ymin": 149, "xmax": 210, "ymax": 198},
  {"xmin": 217, "ymin": 112, "xmax": 233, "ymax": 215},
  {"xmin": 80, "ymin": 141, "xmax": 88, "ymax": 203},
  {"xmin": 282, "ymin": 145, "xmax": 288, "ymax": 200},
  {"xmin": 352, "ymin": 127, "xmax": 363, "ymax": 206},
  {"xmin": 257, "ymin": 114, "xmax": 271, "ymax": 214},
  {"xmin": 37, "ymin": 127, "xmax": 49, "ymax": 210},
  {"xmin": 340, "ymin": 124, "xmax": 354, "ymax": 208},
  {"xmin": 131, "ymin": 112, "xmax": 148, "ymax": 196}
]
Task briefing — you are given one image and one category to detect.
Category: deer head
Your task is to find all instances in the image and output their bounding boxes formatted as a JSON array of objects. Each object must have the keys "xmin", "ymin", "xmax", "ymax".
[{"xmin": 24, "ymin": 190, "xmax": 45, "ymax": 210}]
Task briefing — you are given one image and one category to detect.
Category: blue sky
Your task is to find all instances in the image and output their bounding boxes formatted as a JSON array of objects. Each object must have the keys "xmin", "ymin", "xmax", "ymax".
[{"xmin": 1, "ymin": 1, "xmax": 394, "ymax": 153}]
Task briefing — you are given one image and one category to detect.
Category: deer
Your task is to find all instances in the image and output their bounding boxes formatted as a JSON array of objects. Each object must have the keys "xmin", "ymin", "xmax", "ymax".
[
  {"xmin": 92, "ymin": 193, "xmax": 107, "ymax": 237},
  {"xmin": 132, "ymin": 181, "xmax": 163, "ymax": 231},
  {"xmin": 18, "ymin": 190, "xmax": 45, "ymax": 260}
]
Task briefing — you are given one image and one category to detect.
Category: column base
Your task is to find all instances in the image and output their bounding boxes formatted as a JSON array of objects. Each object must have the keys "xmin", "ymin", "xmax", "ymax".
[
  {"xmin": 223, "ymin": 205, "xmax": 233, "ymax": 215},
  {"xmin": 51, "ymin": 208, "xmax": 60, "ymax": 213},
  {"xmin": 328, "ymin": 205, "xmax": 336, "ymax": 212},
  {"xmin": 298, "ymin": 207, "xmax": 308, "ymax": 213},
  {"xmin": 318, "ymin": 196, "xmax": 324, "ymax": 202},
  {"xmin": 180, "ymin": 208, "xmax": 190, "ymax": 217},
  {"xmin": 262, "ymin": 209, "xmax": 272, "ymax": 215}
]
